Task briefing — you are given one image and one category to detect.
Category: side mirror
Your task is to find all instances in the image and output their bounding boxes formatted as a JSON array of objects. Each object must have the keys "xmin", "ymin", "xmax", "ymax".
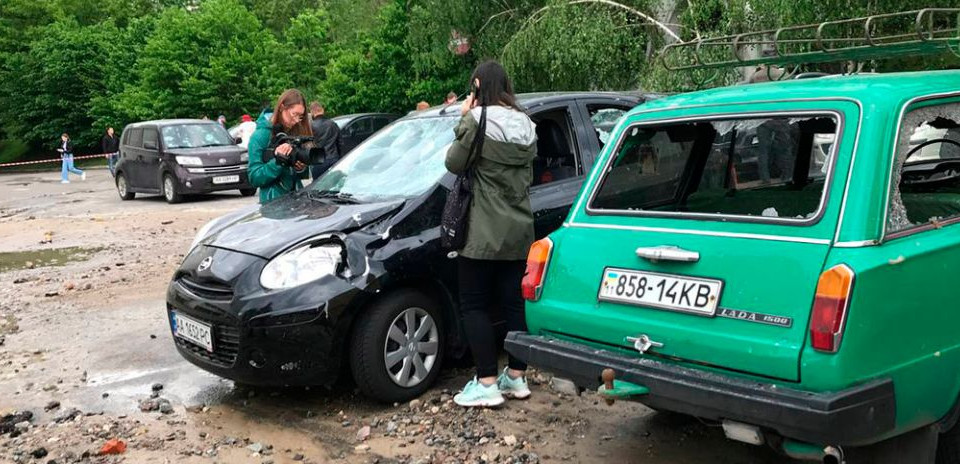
[
  {"xmin": 143, "ymin": 141, "xmax": 157, "ymax": 150},
  {"xmin": 234, "ymin": 137, "xmax": 242, "ymax": 145}
]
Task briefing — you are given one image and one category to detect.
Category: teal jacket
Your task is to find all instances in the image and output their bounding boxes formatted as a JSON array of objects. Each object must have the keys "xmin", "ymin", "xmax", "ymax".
[{"xmin": 247, "ymin": 112, "xmax": 304, "ymax": 204}]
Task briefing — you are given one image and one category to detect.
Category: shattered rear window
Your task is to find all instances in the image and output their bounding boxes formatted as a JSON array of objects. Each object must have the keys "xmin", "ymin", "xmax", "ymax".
[
  {"xmin": 888, "ymin": 101, "xmax": 960, "ymax": 233},
  {"xmin": 589, "ymin": 114, "xmax": 839, "ymax": 222}
]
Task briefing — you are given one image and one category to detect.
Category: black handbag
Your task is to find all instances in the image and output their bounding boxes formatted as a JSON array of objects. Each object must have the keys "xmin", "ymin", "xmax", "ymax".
[{"xmin": 440, "ymin": 106, "xmax": 487, "ymax": 253}]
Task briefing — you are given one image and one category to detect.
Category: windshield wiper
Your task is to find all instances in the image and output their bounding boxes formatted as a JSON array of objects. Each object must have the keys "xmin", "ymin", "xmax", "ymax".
[
  {"xmin": 308, "ymin": 190, "xmax": 358, "ymax": 204},
  {"xmin": 197, "ymin": 143, "xmax": 226, "ymax": 148}
]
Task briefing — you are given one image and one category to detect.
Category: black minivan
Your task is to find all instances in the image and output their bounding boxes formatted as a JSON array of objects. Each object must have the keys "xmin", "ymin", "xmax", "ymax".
[
  {"xmin": 116, "ymin": 119, "xmax": 255, "ymax": 203},
  {"xmin": 166, "ymin": 93, "xmax": 649, "ymax": 402}
]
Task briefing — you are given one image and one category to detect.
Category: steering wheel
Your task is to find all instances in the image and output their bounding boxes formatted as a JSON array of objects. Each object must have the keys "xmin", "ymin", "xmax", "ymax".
[{"xmin": 905, "ymin": 138, "xmax": 960, "ymax": 160}]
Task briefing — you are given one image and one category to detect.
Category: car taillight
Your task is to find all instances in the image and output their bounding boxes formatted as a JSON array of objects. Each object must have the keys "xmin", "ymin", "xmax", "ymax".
[
  {"xmin": 809, "ymin": 264, "xmax": 855, "ymax": 353},
  {"xmin": 522, "ymin": 238, "xmax": 553, "ymax": 301}
]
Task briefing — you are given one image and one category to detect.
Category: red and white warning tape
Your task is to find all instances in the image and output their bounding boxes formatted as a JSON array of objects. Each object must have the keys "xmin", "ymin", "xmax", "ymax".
[{"xmin": 0, "ymin": 153, "xmax": 110, "ymax": 169}]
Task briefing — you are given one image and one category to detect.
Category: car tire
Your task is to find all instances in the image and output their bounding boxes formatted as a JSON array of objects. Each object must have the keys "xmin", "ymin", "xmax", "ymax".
[
  {"xmin": 938, "ymin": 421, "xmax": 960, "ymax": 464},
  {"xmin": 239, "ymin": 188, "xmax": 257, "ymax": 197},
  {"xmin": 162, "ymin": 174, "xmax": 182, "ymax": 204},
  {"xmin": 349, "ymin": 290, "xmax": 444, "ymax": 403},
  {"xmin": 116, "ymin": 173, "xmax": 135, "ymax": 200}
]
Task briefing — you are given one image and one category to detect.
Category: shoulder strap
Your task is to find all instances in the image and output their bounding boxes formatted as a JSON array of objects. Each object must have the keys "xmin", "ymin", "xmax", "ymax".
[{"xmin": 464, "ymin": 106, "xmax": 487, "ymax": 175}]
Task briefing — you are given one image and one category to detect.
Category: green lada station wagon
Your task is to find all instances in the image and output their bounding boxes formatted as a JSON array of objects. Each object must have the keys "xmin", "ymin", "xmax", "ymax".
[{"xmin": 506, "ymin": 68, "xmax": 960, "ymax": 463}]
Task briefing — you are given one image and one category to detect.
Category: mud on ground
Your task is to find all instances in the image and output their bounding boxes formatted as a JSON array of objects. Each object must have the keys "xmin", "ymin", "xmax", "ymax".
[{"xmin": 0, "ymin": 170, "xmax": 792, "ymax": 464}]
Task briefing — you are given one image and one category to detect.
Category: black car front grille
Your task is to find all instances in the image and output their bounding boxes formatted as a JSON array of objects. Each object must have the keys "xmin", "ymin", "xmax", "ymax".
[
  {"xmin": 171, "ymin": 306, "xmax": 241, "ymax": 367},
  {"xmin": 177, "ymin": 276, "xmax": 234, "ymax": 301}
]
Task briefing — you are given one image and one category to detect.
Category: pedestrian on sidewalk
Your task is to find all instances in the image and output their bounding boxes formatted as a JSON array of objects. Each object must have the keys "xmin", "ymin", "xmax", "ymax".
[
  {"xmin": 58, "ymin": 133, "xmax": 84, "ymax": 183},
  {"xmin": 101, "ymin": 127, "xmax": 120, "ymax": 176},
  {"xmin": 445, "ymin": 60, "xmax": 538, "ymax": 408}
]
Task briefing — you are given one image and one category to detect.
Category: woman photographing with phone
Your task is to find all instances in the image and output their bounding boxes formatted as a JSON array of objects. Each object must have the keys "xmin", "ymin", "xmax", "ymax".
[
  {"xmin": 444, "ymin": 60, "xmax": 538, "ymax": 408},
  {"xmin": 247, "ymin": 89, "xmax": 312, "ymax": 204}
]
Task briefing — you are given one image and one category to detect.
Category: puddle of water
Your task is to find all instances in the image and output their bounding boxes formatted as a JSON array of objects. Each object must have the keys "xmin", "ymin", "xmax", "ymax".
[{"xmin": 0, "ymin": 246, "xmax": 104, "ymax": 272}]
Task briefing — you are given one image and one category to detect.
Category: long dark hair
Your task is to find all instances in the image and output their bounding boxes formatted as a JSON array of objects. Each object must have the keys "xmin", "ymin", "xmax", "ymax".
[
  {"xmin": 270, "ymin": 89, "xmax": 312, "ymax": 136},
  {"xmin": 470, "ymin": 60, "xmax": 520, "ymax": 110}
]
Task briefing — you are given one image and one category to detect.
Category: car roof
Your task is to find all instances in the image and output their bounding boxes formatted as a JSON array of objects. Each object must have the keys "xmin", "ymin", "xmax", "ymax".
[
  {"xmin": 124, "ymin": 119, "xmax": 221, "ymax": 129},
  {"xmin": 632, "ymin": 70, "xmax": 960, "ymax": 116},
  {"xmin": 406, "ymin": 91, "xmax": 651, "ymax": 119},
  {"xmin": 332, "ymin": 113, "xmax": 399, "ymax": 121}
]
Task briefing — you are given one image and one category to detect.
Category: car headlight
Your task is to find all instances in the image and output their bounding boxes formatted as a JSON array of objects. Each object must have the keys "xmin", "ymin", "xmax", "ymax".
[
  {"xmin": 188, "ymin": 219, "xmax": 218, "ymax": 253},
  {"xmin": 260, "ymin": 243, "xmax": 343, "ymax": 290},
  {"xmin": 176, "ymin": 156, "xmax": 203, "ymax": 166},
  {"xmin": 240, "ymin": 152, "xmax": 249, "ymax": 163}
]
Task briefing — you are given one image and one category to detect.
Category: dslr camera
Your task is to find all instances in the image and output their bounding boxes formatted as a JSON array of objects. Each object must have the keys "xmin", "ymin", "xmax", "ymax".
[{"xmin": 262, "ymin": 132, "xmax": 317, "ymax": 168}]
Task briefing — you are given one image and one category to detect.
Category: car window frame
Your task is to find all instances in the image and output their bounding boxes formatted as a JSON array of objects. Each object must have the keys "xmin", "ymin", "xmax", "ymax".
[
  {"xmin": 142, "ymin": 126, "xmax": 160, "ymax": 151},
  {"xmin": 127, "ymin": 128, "xmax": 144, "ymax": 148},
  {"xmin": 528, "ymin": 102, "xmax": 585, "ymax": 190},
  {"xmin": 574, "ymin": 98, "xmax": 639, "ymax": 170},
  {"xmin": 883, "ymin": 93, "xmax": 960, "ymax": 242},
  {"xmin": 583, "ymin": 109, "xmax": 846, "ymax": 227}
]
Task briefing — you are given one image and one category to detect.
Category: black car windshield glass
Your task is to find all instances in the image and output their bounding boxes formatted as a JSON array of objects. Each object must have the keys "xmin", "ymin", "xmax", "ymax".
[
  {"xmin": 162, "ymin": 124, "xmax": 234, "ymax": 149},
  {"xmin": 310, "ymin": 116, "xmax": 458, "ymax": 202},
  {"xmin": 590, "ymin": 114, "xmax": 839, "ymax": 222}
]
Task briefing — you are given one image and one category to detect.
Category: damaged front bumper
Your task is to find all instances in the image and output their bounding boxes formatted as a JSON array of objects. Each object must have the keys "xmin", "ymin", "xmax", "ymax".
[
  {"xmin": 505, "ymin": 332, "xmax": 896, "ymax": 447},
  {"xmin": 166, "ymin": 246, "xmax": 373, "ymax": 387}
]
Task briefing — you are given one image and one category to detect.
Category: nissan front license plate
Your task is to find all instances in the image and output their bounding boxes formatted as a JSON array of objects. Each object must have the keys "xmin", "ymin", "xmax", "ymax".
[
  {"xmin": 171, "ymin": 312, "xmax": 214, "ymax": 352},
  {"xmin": 598, "ymin": 267, "xmax": 723, "ymax": 316},
  {"xmin": 213, "ymin": 175, "xmax": 239, "ymax": 185}
]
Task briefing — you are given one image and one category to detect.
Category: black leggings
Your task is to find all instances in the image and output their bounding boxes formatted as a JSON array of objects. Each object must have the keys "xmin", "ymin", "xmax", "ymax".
[{"xmin": 458, "ymin": 257, "xmax": 528, "ymax": 378}]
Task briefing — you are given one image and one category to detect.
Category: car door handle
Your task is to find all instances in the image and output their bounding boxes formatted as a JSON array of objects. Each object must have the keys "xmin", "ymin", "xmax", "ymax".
[{"xmin": 635, "ymin": 246, "xmax": 700, "ymax": 263}]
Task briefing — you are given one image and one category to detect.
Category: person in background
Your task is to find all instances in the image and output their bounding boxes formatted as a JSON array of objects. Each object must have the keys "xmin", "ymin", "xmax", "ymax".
[
  {"xmin": 444, "ymin": 92, "xmax": 458, "ymax": 105},
  {"xmin": 247, "ymin": 89, "xmax": 311, "ymax": 204},
  {"xmin": 217, "ymin": 115, "xmax": 227, "ymax": 128},
  {"xmin": 236, "ymin": 114, "xmax": 257, "ymax": 149},
  {"xmin": 445, "ymin": 60, "xmax": 537, "ymax": 408},
  {"xmin": 58, "ymin": 133, "xmax": 85, "ymax": 184},
  {"xmin": 416, "ymin": 101, "xmax": 430, "ymax": 111},
  {"xmin": 100, "ymin": 127, "xmax": 120, "ymax": 177},
  {"xmin": 308, "ymin": 101, "xmax": 342, "ymax": 180}
]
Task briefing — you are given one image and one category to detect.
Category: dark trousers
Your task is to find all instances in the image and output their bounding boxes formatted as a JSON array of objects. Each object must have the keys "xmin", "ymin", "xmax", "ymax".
[{"xmin": 458, "ymin": 257, "xmax": 528, "ymax": 378}]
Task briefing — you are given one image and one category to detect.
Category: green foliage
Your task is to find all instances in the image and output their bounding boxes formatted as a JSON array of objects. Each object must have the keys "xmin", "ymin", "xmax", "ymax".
[
  {"xmin": 502, "ymin": 1, "xmax": 652, "ymax": 92},
  {"xmin": 0, "ymin": 0, "xmax": 958, "ymax": 163}
]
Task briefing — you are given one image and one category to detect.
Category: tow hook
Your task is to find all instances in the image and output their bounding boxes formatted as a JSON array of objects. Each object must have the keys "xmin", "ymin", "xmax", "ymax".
[{"xmin": 598, "ymin": 368, "xmax": 649, "ymax": 405}]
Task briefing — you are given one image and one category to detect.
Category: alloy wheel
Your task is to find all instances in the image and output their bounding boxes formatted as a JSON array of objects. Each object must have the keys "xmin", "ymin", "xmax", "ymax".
[
  {"xmin": 164, "ymin": 177, "xmax": 175, "ymax": 202},
  {"xmin": 118, "ymin": 177, "xmax": 127, "ymax": 197},
  {"xmin": 383, "ymin": 307, "xmax": 439, "ymax": 388}
]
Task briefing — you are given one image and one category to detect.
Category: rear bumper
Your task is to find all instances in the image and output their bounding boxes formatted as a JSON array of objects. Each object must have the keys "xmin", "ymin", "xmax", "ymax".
[{"xmin": 505, "ymin": 332, "xmax": 896, "ymax": 446}]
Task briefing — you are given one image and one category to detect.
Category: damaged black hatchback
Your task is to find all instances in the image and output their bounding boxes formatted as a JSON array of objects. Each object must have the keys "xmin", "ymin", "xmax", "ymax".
[{"xmin": 166, "ymin": 92, "xmax": 647, "ymax": 402}]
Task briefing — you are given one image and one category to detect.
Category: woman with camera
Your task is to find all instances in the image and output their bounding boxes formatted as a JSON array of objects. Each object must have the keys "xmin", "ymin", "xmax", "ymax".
[{"xmin": 247, "ymin": 89, "xmax": 312, "ymax": 204}]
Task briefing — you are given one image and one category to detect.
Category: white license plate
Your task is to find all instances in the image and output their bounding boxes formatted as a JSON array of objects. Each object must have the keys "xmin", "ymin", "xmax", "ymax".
[
  {"xmin": 172, "ymin": 312, "xmax": 214, "ymax": 352},
  {"xmin": 213, "ymin": 175, "xmax": 239, "ymax": 185},
  {"xmin": 598, "ymin": 268, "xmax": 723, "ymax": 316}
]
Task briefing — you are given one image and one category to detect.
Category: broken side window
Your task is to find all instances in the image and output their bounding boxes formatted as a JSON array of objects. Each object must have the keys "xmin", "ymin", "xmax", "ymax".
[
  {"xmin": 590, "ymin": 115, "xmax": 839, "ymax": 222},
  {"xmin": 887, "ymin": 102, "xmax": 960, "ymax": 233}
]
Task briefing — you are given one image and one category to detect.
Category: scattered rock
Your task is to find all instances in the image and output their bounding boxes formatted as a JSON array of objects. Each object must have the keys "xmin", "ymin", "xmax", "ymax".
[
  {"xmin": 354, "ymin": 444, "xmax": 370, "ymax": 453},
  {"xmin": 139, "ymin": 399, "xmax": 159, "ymax": 412},
  {"xmin": 151, "ymin": 382, "xmax": 164, "ymax": 391},
  {"xmin": 44, "ymin": 400, "xmax": 61, "ymax": 411},
  {"xmin": 293, "ymin": 453, "xmax": 305, "ymax": 461},
  {"xmin": 409, "ymin": 399, "xmax": 423, "ymax": 410},
  {"xmin": 356, "ymin": 425, "xmax": 371, "ymax": 442},
  {"xmin": 386, "ymin": 421, "xmax": 398, "ymax": 434},
  {"xmin": 158, "ymin": 399, "xmax": 174, "ymax": 414},
  {"xmin": 44, "ymin": 291, "xmax": 60, "ymax": 298},
  {"xmin": 25, "ymin": 261, "xmax": 35, "ymax": 269},
  {"xmin": 31, "ymin": 447, "xmax": 48, "ymax": 458},
  {"xmin": 64, "ymin": 282, "xmax": 76, "ymax": 291},
  {"xmin": 52, "ymin": 408, "xmax": 81, "ymax": 423},
  {"xmin": 161, "ymin": 220, "xmax": 174, "ymax": 225},
  {"xmin": 504, "ymin": 435, "xmax": 518, "ymax": 447},
  {"xmin": 247, "ymin": 443, "xmax": 264, "ymax": 454},
  {"xmin": 99, "ymin": 439, "xmax": 127, "ymax": 455},
  {"xmin": 550, "ymin": 377, "xmax": 580, "ymax": 396},
  {"xmin": 102, "ymin": 392, "xmax": 109, "ymax": 398}
]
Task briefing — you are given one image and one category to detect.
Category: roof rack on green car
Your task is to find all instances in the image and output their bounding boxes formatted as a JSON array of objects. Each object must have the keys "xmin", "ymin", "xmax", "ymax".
[{"xmin": 661, "ymin": 8, "xmax": 960, "ymax": 73}]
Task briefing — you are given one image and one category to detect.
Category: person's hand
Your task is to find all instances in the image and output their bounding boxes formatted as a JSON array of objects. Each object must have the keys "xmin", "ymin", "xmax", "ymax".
[
  {"xmin": 57, "ymin": 148, "xmax": 64, "ymax": 153},
  {"xmin": 460, "ymin": 93, "xmax": 476, "ymax": 116},
  {"xmin": 275, "ymin": 143, "xmax": 293, "ymax": 157},
  {"xmin": 293, "ymin": 161, "xmax": 307, "ymax": 172}
]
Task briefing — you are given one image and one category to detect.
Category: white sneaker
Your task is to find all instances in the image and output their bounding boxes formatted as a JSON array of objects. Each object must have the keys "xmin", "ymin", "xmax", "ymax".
[
  {"xmin": 61, "ymin": 180, "xmax": 70, "ymax": 184},
  {"xmin": 497, "ymin": 368, "xmax": 531, "ymax": 399},
  {"xmin": 81, "ymin": 172, "xmax": 86, "ymax": 181},
  {"xmin": 454, "ymin": 377, "xmax": 505, "ymax": 408}
]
